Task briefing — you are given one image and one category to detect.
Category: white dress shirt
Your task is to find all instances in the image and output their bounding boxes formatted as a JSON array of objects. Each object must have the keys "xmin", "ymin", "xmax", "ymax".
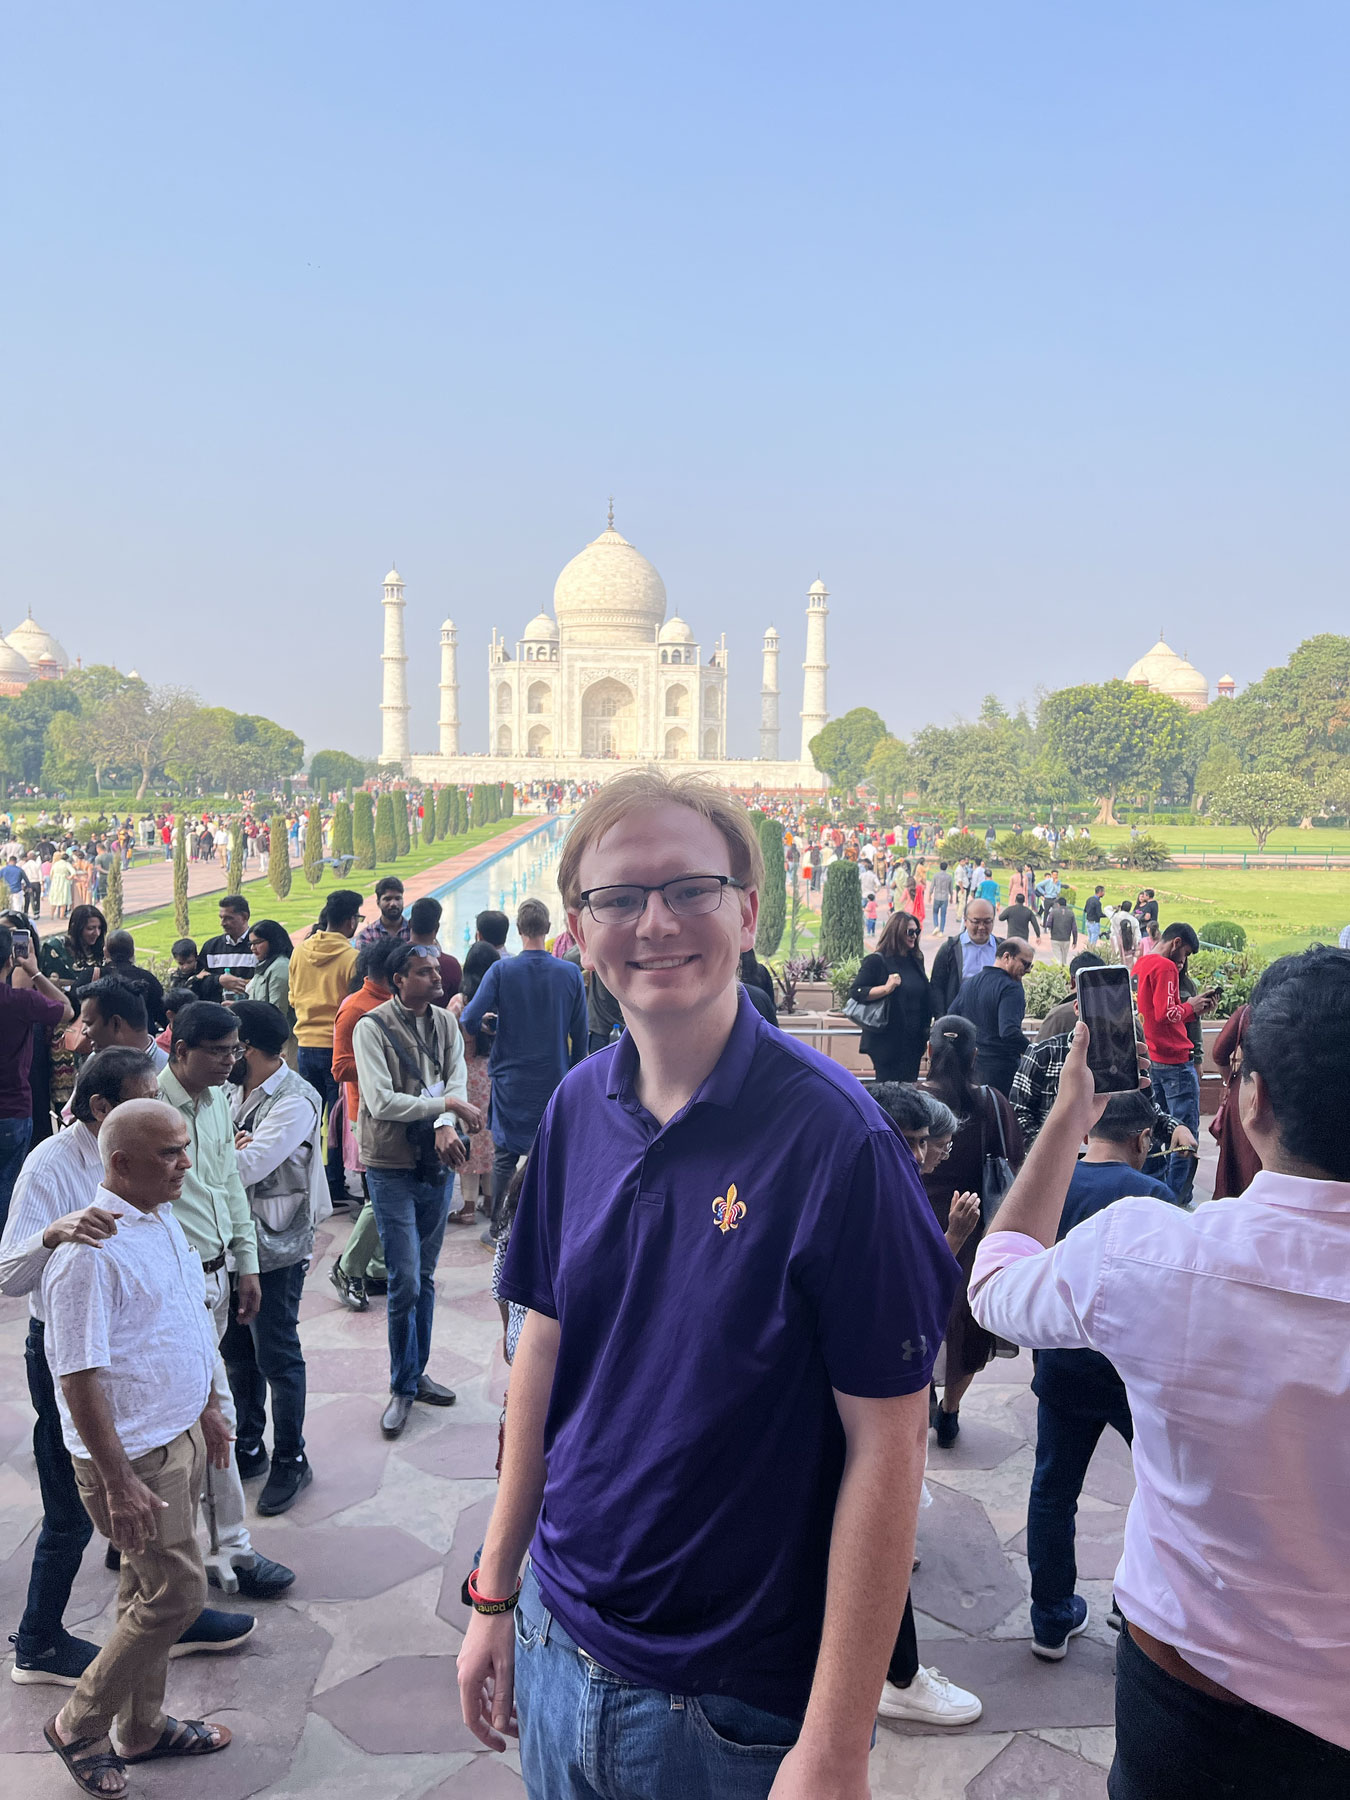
[
  {"xmin": 969, "ymin": 1170, "xmax": 1350, "ymax": 1751},
  {"xmin": 0, "ymin": 1122, "xmax": 104, "ymax": 1321},
  {"xmin": 42, "ymin": 1187, "xmax": 217, "ymax": 1461}
]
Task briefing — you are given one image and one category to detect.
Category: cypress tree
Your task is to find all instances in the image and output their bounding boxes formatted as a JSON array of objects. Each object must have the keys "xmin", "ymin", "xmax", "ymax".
[
  {"xmin": 393, "ymin": 792, "xmax": 411, "ymax": 857},
  {"xmin": 302, "ymin": 804, "xmax": 324, "ymax": 886},
  {"xmin": 455, "ymin": 786, "xmax": 469, "ymax": 834},
  {"xmin": 502, "ymin": 781, "xmax": 514, "ymax": 817},
  {"xmin": 754, "ymin": 816, "xmax": 787, "ymax": 958},
  {"xmin": 353, "ymin": 791, "xmax": 376, "ymax": 869},
  {"xmin": 436, "ymin": 785, "xmax": 452, "ymax": 839},
  {"xmin": 269, "ymin": 813, "xmax": 292, "ymax": 899},
  {"xmin": 226, "ymin": 823, "xmax": 244, "ymax": 898},
  {"xmin": 173, "ymin": 817, "xmax": 190, "ymax": 935},
  {"xmin": 374, "ymin": 792, "xmax": 398, "ymax": 862},
  {"xmin": 331, "ymin": 798, "xmax": 353, "ymax": 860},
  {"xmin": 820, "ymin": 859, "xmax": 864, "ymax": 965},
  {"xmin": 105, "ymin": 853, "xmax": 124, "ymax": 931},
  {"xmin": 422, "ymin": 789, "xmax": 437, "ymax": 845}
]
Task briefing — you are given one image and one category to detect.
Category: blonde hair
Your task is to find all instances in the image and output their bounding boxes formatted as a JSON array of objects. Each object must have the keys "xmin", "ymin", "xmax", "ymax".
[{"xmin": 557, "ymin": 770, "xmax": 765, "ymax": 911}]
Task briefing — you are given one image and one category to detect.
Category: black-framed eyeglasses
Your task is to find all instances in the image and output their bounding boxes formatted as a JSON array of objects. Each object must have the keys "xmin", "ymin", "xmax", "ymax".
[{"xmin": 579, "ymin": 874, "xmax": 745, "ymax": 925}]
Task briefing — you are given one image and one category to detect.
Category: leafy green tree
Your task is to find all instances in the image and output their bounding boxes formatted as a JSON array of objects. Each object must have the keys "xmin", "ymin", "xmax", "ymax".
[
  {"xmin": 436, "ymin": 786, "xmax": 452, "ymax": 837},
  {"xmin": 303, "ymin": 804, "xmax": 324, "ymax": 885},
  {"xmin": 0, "ymin": 681, "xmax": 83, "ymax": 786},
  {"xmin": 809, "ymin": 708, "xmax": 888, "ymax": 790},
  {"xmin": 309, "ymin": 749, "xmax": 367, "ymax": 794},
  {"xmin": 470, "ymin": 785, "xmax": 486, "ymax": 828},
  {"xmin": 864, "ymin": 736, "xmax": 911, "ymax": 810},
  {"xmin": 1209, "ymin": 773, "xmax": 1311, "ymax": 850},
  {"xmin": 353, "ymin": 791, "xmax": 376, "ymax": 869},
  {"xmin": 105, "ymin": 854, "xmax": 123, "ymax": 930},
  {"xmin": 374, "ymin": 792, "xmax": 398, "ymax": 862},
  {"xmin": 226, "ymin": 823, "xmax": 244, "ymax": 897},
  {"xmin": 422, "ymin": 789, "xmax": 437, "ymax": 845},
  {"xmin": 269, "ymin": 814, "xmax": 293, "ymax": 899},
  {"xmin": 820, "ymin": 858, "xmax": 864, "ymax": 965},
  {"xmin": 330, "ymin": 798, "xmax": 353, "ymax": 859},
  {"xmin": 393, "ymin": 793, "xmax": 411, "ymax": 857},
  {"xmin": 173, "ymin": 817, "xmax": 190, "ymax": 935},
  {"xmin": 755, "ymin": 815, "xmax": 786, "ymax": 957},
  {"xmin": 1039, "ymin": 680, "xmax": 1192, "ymax": 824},
  {"xmin": 1222, "ymin": 635, "xmax": 1350, "ymax": 793}
]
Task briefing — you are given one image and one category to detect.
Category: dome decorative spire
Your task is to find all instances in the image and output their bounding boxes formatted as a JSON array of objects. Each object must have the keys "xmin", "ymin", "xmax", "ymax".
[{"xmin": 607, "ymin": 496, "xmax": 615, "ymax": 531}]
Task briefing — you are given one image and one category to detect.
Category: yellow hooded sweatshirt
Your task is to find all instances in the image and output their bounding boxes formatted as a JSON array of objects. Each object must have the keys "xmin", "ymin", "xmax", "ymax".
[{"xmin": 287, "ymin": 930, "xmax": 359, "ymax": 1048}]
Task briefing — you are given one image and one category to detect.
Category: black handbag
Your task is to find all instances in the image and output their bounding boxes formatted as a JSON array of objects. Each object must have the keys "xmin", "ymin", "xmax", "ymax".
[{"xmin": 980, "ymin": 1086, "xmax": 1017, "ymax": 1228}]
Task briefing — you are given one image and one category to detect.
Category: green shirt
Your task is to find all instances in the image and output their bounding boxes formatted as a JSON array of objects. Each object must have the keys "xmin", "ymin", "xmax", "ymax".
[
  {"xmin": 157, "ymin": 1065, "xmax": 259, "ymax": 1274},
  {"xmin": 248, "ymin": 954, "xmax": 294, "ymax": 1026}
]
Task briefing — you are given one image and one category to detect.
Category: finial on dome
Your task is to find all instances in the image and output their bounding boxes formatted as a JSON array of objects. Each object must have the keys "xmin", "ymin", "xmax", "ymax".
[{"xmin": 607, "ymin": 496, "xmax": 614, "ymax": 531}]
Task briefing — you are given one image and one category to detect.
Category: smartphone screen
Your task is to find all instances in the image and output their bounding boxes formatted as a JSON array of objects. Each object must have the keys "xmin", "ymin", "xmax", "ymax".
[
  {"xmin": 11, "ymin": 931, "xmax": 30, "ymax": 957},
  {"xmin": 1076, "ymin": 965, "xmax": 1139, "ymax": 1094}
]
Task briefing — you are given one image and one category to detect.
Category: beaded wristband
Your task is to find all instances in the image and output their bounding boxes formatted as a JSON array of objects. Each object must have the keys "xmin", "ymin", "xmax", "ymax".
[{"xmin": 467, "ymin": 1568, "xmax": 522, "ymax": 1616}]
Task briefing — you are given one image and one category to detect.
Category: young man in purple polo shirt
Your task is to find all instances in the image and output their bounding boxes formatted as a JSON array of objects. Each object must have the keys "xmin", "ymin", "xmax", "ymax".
[{"xmin": 457, "ymin": 771, "xmax": 958, "ymax": 1800}]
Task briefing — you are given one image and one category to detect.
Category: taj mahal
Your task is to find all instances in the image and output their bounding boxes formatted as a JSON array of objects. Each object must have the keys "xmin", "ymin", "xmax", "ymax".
[{"xmin": 381, "ymin": 510, "xmax": 830, "ymax": 790}]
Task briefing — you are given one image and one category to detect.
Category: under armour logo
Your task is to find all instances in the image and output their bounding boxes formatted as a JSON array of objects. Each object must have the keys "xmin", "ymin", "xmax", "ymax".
[{"xmin": 900, "ymin": 1335, "xmax": 929, "ymax": 1362}]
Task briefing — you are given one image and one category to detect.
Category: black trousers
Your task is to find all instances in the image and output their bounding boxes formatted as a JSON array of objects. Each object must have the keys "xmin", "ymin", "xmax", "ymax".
[
  {"xmin": 886, "ymin": 1593, "xmax": 918, "ymax": 1688},
  {"xmin": 1109, "ymin": 1619, "xmax": 1350, "ymax": 1798}
]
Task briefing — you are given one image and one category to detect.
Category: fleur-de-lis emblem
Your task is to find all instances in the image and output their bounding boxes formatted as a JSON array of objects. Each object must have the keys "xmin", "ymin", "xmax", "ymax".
[{"xmin": 712, "ymin": 1184, "xmax": 746, "ymax": 1235}]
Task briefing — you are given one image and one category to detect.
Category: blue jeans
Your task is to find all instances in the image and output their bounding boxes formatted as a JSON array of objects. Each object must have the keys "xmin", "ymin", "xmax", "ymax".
[
  {"xmin": 0, "ymin": 1114, "xmax": 33, "ymax": 1234},
  {"xmin": 1027, "ymin": 1393, "xmax": 1132, "ymax": 1641},
  {"xmin": 297, "ymin": 1046, "xmax": 346, "ymax": 1203},
  {"xmin": 1149, "ymin": 1061, "xmax": 1200, "ymax": 1203},
  {"xmin": 16, "ymin": 1320, "xmax": 94, "ymax": 1655},
  {"xmin": 514, "ymin": 1563, "xmax": 801, "ymax": 1799},
  {"xmin": 1109, "ymin": 1612, "xmax": 1350, "ymax": 1798},
  {"xmin": 366, "ymin": 1167, "xmax": 451, "ymax": 1397},
  {"xmin": 1086, "ymin": 921, "xmax": 1101, "ymax": 945},
  {"xmin": 932, "ymin": 899, "xmax": 948, "ymax": 934},
  {"xmin": 221, "ymin": 1262, "xmax": 308, "ymax": 1462}
]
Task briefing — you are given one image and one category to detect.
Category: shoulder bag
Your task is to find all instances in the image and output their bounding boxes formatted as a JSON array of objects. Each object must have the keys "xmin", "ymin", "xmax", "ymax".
[
  {"xmin": 979, "ymin": 1086, "xmax": 1017, "ymax": 1229},
  {"xmin": 842, "ymin": 959, "xmax": 891, "ymax": 1031}
]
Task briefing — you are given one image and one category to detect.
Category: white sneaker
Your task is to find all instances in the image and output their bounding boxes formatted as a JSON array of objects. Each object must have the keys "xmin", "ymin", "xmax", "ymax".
[{"xmin": 877, "ymin": 1666, "xmax": 983, "ymax": 1726}]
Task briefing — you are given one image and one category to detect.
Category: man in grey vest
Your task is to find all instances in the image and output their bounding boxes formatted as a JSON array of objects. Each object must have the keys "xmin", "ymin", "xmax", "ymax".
[
  {"xmin": 354, "ymin": 943, "xmax": 483, "ymax": 1438},
  {"xmin": 221, "ymin": 1001, "xmax": 329, "ymax": 1515}
]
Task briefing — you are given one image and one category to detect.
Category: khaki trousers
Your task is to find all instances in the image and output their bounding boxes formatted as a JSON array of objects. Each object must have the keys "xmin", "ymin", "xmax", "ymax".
[{"xmin": 65, "ymin": 1427, "xmax": 208, "ymax": 1745}]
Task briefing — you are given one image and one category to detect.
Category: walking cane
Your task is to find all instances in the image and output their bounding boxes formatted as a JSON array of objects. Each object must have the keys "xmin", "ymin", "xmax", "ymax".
[{"xmin": 200, "ymin": 1454, "xmax": 239, "ymax": 1594}]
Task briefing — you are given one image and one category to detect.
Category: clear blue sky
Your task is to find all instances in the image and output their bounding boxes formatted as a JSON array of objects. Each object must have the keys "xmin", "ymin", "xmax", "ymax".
[{"xmin": 3, "ymin": 4, "xmax": 1347, "ymax": 761}]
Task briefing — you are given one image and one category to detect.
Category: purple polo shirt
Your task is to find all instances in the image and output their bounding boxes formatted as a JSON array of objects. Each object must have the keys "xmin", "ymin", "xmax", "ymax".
[{"xmin": 499, "ymin": 989, "xmax": 958, "ymax": 1715}]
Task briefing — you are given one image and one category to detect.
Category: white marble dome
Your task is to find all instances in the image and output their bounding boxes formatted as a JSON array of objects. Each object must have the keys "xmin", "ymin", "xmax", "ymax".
[
  {"xmin": 553, "ymin": 524, "xmax": 667, "ymax": 646},
  {"xmin": 7, "ymin": 612, "xmax": 69, "ymax": 674},
  {"xmin": 383, "ymin": 567, "xmax": 403, "ymax": 587},
  {"xmin": 522, "ymin": 611, "xmax": 559, "ymax": 641},
  {"xmin": 1126, "ymin": 636, "xmax": 1209, "ymax": 711},
  {"xmin": 658, "ymin": 614, "xmax": 694, "ymax": 644},
  {"xmin": 0, "ymin": 638, "xmax": 33, "ymax": 683}
]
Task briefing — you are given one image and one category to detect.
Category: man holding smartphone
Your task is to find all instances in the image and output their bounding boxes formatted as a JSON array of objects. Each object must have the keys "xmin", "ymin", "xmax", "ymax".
[
  {"xmin": 0, "ymin": 923, "xmax": 73, "ymax": 1232},
  {"xmin": 1135, "ymin": 924, "xmax": 1215, "ymax": 1204}
]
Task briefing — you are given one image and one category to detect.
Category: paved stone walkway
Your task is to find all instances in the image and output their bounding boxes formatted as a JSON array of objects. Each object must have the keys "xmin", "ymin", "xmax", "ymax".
[{"xmin": 0, "ymin": 1127, "xmax": 1221, "ymax": 1796}]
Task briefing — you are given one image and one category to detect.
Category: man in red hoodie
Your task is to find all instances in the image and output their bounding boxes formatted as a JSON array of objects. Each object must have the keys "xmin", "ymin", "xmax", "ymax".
[{"xmin": 1136, "ymin": 923, "xmax": 1216, "ymax": 1203}]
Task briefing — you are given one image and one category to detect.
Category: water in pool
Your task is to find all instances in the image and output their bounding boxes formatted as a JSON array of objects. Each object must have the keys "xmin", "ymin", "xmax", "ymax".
[{"xmin": 427, "ymin": 815, "xmax": 571, "ymax": 954}]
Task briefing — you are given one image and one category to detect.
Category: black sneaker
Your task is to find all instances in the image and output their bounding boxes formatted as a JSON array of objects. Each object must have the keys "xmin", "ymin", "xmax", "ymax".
[
  {"xmin": 226, "ymin": 1554, "xmax": 296, "ymax": 1600},
  {"xmin": 9, "ymin": 1631, "xmax": 100, "ymax": 1686},
  {"xmin": 236, "ymin": 1442, "xmax": 269, "ymax": 1481},
  {"xmin": 935, "ymin": 1408, "xmax": 961, "ymax": 1448},
  {"xmin": 169, "ymin": 1608, "xmax": 256, "ymax": 1658},
  {"xmin": 329, "ymin": 1262, "xmax": 369, "ymax": 1312},
  {"xmin": 104, "ymin": 1544, "xmax": 121, "ymax": 1572},
  {"xmin": 1033, "ymin": 1596, "xmax": 1090, "ymax": 1661},
  {"xmin": 257, "ymin": 1456, "xmax": 313, "ymax": 1517}
]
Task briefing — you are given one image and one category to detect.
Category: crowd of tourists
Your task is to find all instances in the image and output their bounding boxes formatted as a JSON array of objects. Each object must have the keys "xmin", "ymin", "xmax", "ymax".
[{"xmin": 0, "ymin": 774, "xmax": 1345, "ymax": 1799}]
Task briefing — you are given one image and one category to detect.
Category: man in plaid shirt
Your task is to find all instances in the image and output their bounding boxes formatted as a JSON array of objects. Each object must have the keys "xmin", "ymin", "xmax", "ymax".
[{"xmin": 1012, "ymin": 1029, "xmax": 1197, "ymax": 1192}]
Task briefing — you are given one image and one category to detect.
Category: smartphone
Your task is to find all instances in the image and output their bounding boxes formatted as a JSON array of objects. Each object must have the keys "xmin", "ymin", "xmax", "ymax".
[
  {"xmin": 11, "ymin": 930, "xmax": 30, "ymax": 957},
  {"xmin": 1076, "ymin": 965, "xmax": 1139, "ymax": 1094}
]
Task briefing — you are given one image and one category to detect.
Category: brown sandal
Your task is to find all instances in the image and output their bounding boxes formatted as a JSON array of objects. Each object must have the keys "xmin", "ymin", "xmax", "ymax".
[
  {"xmin": 121, "ymin": 1717, "xmax": 232, "ymax": 1763},
  {"xmin": 44, "ymin": 1718, "xmax": 127, "ymax": 1797}
]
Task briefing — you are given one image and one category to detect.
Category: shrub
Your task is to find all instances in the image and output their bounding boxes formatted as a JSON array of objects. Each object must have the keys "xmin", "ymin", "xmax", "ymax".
[
  {"xmin": 330, "ymin": 798, "xmax": 353, "ymax": 860},
  {"xmin": 938, "ymin": 830, "xmax": 984, "ymax": 864},
  {"xmin": 774, "ymin": 953, "xmax": 832, "ymax": 1014},
  {"xmin": 1059, "ymin": 840, "xmax": 1110, "ymax": 870},
  {"xmin": 830, "ymin": 956, "xmax": 861, "ymax": 1010},
  {"xmin": 1110, "ymin": 834, "xmax": 1173, "ymax": 870},
  {"xmin": 374, "ymin": 793, "xmax": 398, "ymax": 862},
  {"xmin": 994, "ymin": 832, "xmax": 1043, "ymax": 867},
  {"xmin": 173, "ymin": 818, "xmax": 190, "ymax": 933},
  {"xmin": 422, "ymin": 790, "xmax": 437, "ymax": 845},
  {"xmin": 269, "ymin": 815, "xmax": 292, "ymax": 900},
  {"xmin": 1199, "ymin": 920, "xmax": 1247, "ymax": 952},
  {"xmin": 1187, "ymin": 948, "xmax": 1264, "ymax": 1018},
  {"xmin": 353, "ymin": 791, "xmax": 376, "ymax": 869},
  {"xmin": 435, "ymin": 786, "xmax": 452, "ymax": 838},
  {"xmin": 755, "ymin": 816, "xmax": 787, "ymax": 957},
  {"xmin": 820, "ymin": 860, "xmax": 865, "ymax": 965},
  {"xmin": 302, "ymin": 805, "xmax": 324, "ymax": 886},
  {"xmin": 1022, "ymin": 962, "xmax": 1072, "ymax": 1020},
  {"xmin": 105, "ymin": 855, "xmax": 123, "ymax": 930}
]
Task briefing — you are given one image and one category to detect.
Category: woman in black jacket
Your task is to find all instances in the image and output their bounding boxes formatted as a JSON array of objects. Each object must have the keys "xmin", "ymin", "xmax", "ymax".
[{"xmin": 850, "ymin": 910, "xmax": 932, "ymax": 1081}]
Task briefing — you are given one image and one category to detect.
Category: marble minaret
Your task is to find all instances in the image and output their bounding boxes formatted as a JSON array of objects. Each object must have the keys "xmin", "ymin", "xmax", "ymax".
[
  {"xmin": 759, "ymin": 626, "xmax": 780, "ymax": 760},
  {"xmin": 379, "ymin": 567, "xmax": 411, "ymax": 770},
  {"xmin": 438, "ymin": 619, "xmax": 460, "ymax": 756},
  {"xmin": 798, "ymin": 578, "xmax": 829, "ymax": 763}
]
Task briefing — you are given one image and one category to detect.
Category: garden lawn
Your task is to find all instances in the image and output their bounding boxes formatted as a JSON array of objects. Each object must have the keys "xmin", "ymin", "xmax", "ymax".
[
  {"xmin": 118, "ymin": 822, "xmax": 522, "ymax": 962},
  {"xmin": 1087, "ymin": 823, "xmax": 1350, "ymax": 858}
]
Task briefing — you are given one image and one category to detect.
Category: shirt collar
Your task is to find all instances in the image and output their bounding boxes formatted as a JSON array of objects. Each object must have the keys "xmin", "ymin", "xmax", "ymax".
[
  {"xmin": 606, "ymin": 986, "xmax": 764, "ymax": 1115},
  {"xmin": 1243, "ymin": 1169, "xmax": 1350, "ymax": 1214}
]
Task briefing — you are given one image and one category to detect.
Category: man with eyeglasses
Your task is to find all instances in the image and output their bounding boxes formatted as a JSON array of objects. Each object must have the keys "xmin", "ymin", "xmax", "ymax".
[
  {"xmin": 158, "ymin": 1003, "xmax": 295, "ymax": 1599},
  {"xmin": 459, "ymin": 898, "xmax": 586, "ymax": 1245},
  {"xmin": 950, "ymin": 938, "xmax": 1035, "ymax": 1096},
  {"xmin": 457, "ymin": 772, "xmax": 957, "ymax": 1800},
  {"xmin": 929, "ymin": 898, "xmax": 1003, "ymax": 1017}
]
